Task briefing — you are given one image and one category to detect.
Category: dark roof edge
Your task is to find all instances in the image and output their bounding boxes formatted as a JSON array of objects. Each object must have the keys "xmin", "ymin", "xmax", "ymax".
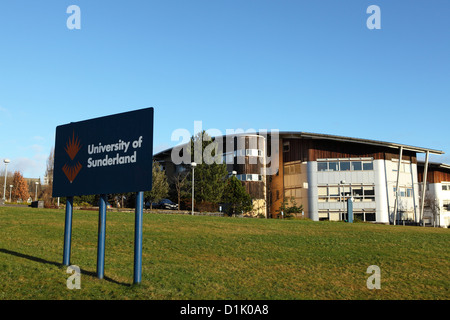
[{"xmin": 154, "ymin": 131, "xmax": 445, "ymax": 157}]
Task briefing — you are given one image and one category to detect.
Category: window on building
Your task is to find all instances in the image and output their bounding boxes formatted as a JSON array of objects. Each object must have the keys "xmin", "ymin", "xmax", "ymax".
[
  {"xmin": 285, "ymin": 163, "xmax": 301, "ymax": 175},
  {"xmin": 352, "ymin": 187, "xmax": 363, "ymax": 202},
  {"xmin": 245, "ymin": 149, "xmax": 262, "ymax": 157},
  {"xmin": 341, "ymin": 186, "xmax": 351, "ymax": 199},
  {"xmin": 400, "ymin": 187, "xmax": 406, "ymax": 197},
  {"xmin": 318, "ymin": 187, "xmax": 328, "ymax": 197},
  {"xmin": 353, "ymin": 187, "xmax": 363, "ymax": 197},
  {"xmin": 351, "ymin": 161, "xmax": 362, "ymax": 171},
  {"xmin": 364, "ymin": 186, "xmax": 375, "ymax": 201},
  {"xmin": 407, "ymin": 188, "xmax": 413, "ymax": 197},
  {"xmin": 175, "ymin": 165, "xmax": 187, "ymax": 173},
  {"xmin": 392, "ymin": 159, "xmax": 411, "ymax": 173},
  {"xmin": 363, "ymin": 161, "xmax": 374, "ymax": 170},
  {"xmin": 284, "ymin": 166, "xmax": 291, "ymax": 175},
  {"xmin": 443, "ymin": 200, "xmax": 450, "ymax": 211},
  {"xmin": 404, "ymin": 163, "xmax": 411, "ymax": 173},
  {"xmin": 329, "ymin": 186, "xmax": 339, "ymax": 197},
  {"xmin": 283, "ymin": 142, "xmax": 290, "ymax": 152},
  {"xmin": 340, "ymin": 161, "xmax": 351, "ymax": 171},
  {"xmin": 365, "ymin": 212, "xmax": 376, "ymax": 221},
  {"xmin": 317, "ymin": 159, "xmax": 373, "ymax": 172},
  {"xmin": 394, "ymin": 187, "xmax": 410, "ymax": 197},
  {"xmin": 318, "ymin": 187, "xmax": 328, "ymax": 202},
  {"xmin": 328, "ymin": 162, "xmax": 339, "ymax": 171}
]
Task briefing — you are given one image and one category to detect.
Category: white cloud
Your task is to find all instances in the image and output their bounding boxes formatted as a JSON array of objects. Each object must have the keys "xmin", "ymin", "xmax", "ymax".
[
  {"xmin": 8, "ymin": 157, "xmax": 44, "ymax": 179},
  {"xmin": 6, "ymin": 143, "xmax": 50, "ymax": 178},
  {"xmin": 30, "ymin": 144, "xmax": 44, "ymax": 154}
]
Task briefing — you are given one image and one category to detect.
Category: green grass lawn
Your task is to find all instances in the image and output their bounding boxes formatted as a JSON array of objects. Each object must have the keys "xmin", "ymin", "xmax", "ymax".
[{"xmin": 0, "ymin": 206, "xmax": 449, "ymax": 300}]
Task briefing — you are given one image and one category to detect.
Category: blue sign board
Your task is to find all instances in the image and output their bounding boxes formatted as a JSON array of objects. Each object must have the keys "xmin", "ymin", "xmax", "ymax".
[{"xmin": 52, "ymin": 108, "xmax": 154, "ymax": 197}]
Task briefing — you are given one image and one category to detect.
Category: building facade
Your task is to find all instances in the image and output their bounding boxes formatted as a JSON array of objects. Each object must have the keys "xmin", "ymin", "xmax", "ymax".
[
  {"xmin": 154, "ymin": 131, "xmax": 444, "ymax": 225},
  {"xmin": 418, "ymin": 162, "xmax": 450, "ymax": 227}
]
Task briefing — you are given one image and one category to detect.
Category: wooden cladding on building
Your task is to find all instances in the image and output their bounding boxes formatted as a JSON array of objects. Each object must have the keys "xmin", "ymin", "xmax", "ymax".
[
  {"xmin": 234, "ymin": 160, "xmax": 263, "ymax": 175},
  {"xmin": 242, "ymin": 181, "xmax": 265, "ymax": 199},
  {"xmin": 418, "ymin": 166, "xmax": 450, "ymax": 183},
  {"xmin": 282, "ymin": 138, "xmax": 417, "ymax": 163}
]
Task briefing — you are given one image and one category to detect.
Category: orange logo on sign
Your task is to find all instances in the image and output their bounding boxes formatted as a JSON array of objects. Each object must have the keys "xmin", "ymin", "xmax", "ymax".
[{"xmin": 63, "ymin": 131, "xmax": 82, "ymax": 183}]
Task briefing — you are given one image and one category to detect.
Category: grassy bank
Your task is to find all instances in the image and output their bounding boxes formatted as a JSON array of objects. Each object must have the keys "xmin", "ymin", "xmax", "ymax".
[{"xmin": 0, "ymin": 206, "xmax": 448, "ymax": 300}]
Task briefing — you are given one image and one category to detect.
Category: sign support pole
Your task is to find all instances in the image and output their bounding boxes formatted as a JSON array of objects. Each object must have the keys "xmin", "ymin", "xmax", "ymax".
[
  {"xmin": 134, "ymin": 191, "xmax": 144, "ymax": 284},
  {"xmin": 63, "ymin": 196, "xmax": 74, "ymax": 266},
  {"xmin": 97, "ymin": 194, "xmax": 107, "ymax": 279}
]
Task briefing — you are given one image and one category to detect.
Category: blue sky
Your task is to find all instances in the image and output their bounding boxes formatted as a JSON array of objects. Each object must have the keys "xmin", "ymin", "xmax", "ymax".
[{"xmin": 0, "ymin": 0, "xmax": 449, "ymax": 178}]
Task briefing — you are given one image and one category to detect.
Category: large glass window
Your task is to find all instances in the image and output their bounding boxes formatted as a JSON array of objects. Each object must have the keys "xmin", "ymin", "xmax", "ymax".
[
  {"xmin": 319, "ymin": 185, "xmax": 375, "ymax": 202},
  {"xmin": 317, "ymin": 159, "xmax": 374, "ymax": 172}
]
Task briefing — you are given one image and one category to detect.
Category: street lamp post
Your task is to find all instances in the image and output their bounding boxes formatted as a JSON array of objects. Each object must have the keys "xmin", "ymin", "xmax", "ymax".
[
  {"xmin": 35, "ymin": 181, "xmax": 39, "ymax": 201},
  {"xmin": 9, "ymin": 185, "xmax": 13, "ymax": 202},
  {"xmin": 3, "ymin": 159, "xmax": 10, "ymax": 201},
  {"xmin": 191, "ymin": 162, "xmax": 197, "ymax": 215}
]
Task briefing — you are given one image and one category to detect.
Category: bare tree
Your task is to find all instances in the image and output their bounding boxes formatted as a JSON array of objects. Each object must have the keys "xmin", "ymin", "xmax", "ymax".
[
  {"xmin": 424, "ymin": 194, "xmax": 440, "ymax": 227},
  {"xmin": 40, "ymin": 147, "xmax": 55, "ymax": 206},
  {"xmin": 171, "ymin": 170, "xmax": 189, "ymax": 211}
]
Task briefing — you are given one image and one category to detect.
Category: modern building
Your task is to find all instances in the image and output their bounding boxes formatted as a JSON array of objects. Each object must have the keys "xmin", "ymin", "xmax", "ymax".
[
  {"xmin": 154, "ymin": 131, "xmax": 445, "ymax": 225},
  {"xmin": 418, "ymin": 161, "xmax": 450, "ymax": 227}
]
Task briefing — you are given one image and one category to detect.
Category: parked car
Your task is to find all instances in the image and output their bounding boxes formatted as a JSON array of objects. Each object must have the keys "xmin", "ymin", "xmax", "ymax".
[{"xmin": 147, "ymin": 199, "xmax": 178, "ymax": 210}]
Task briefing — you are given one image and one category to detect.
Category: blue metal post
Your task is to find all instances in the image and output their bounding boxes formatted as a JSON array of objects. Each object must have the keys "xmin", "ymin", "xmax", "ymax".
[
  {"xmin": 347, "ymin": 198, "xmax": 353, "ymax": 223},
  {"xmin": 134, "ymin": 191, "xmax": 144, "ymax": 284},
  {"xmin": 97, "ymin": 194, "xmax": 107, "ymax": 279},
  {"xmin": 63, "ymin": 196, "xmax": 74, "ymax": 266}
]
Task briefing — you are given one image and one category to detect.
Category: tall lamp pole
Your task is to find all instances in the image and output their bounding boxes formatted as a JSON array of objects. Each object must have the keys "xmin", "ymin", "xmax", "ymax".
[
  {"xmin": 191, "ymin": 162, "xmax": 197, "ymax": 215},
  {"xmin": 35, "ymin": 181, "xmax": 39, "ymax": 201},
  {"xmin": 3, "ymin": 159, "xmax": 10, "ymax": 201}
]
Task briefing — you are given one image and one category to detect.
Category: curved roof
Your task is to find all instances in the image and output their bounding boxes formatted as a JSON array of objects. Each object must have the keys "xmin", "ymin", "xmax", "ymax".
[{"xmin": 154, "ymin": 131, "xmax": 444, "ymax": 157}]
